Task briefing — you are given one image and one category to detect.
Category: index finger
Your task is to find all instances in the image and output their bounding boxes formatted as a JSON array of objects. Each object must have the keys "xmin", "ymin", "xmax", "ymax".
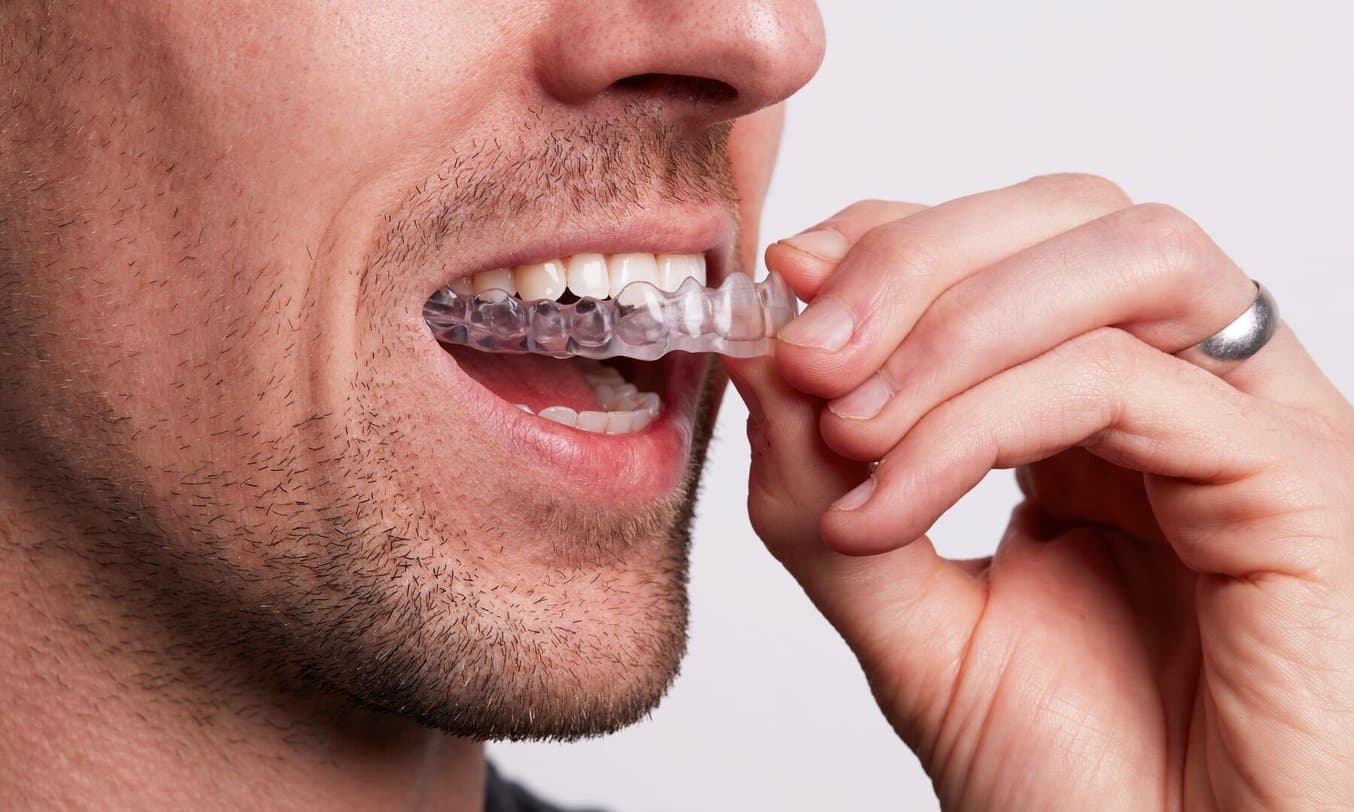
[
  {"xmin": 771, "ymin": 173, "xmax": 1134, "ymax": 399},
  {"xmin": 765, "ymin": 199, "xmax": 927, "ymax": 300}
]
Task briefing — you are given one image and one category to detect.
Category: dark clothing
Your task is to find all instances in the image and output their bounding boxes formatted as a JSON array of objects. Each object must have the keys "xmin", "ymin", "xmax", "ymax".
[{"xmin": 485, "ymin": 763, "xmax": 603, "ymax": 812}]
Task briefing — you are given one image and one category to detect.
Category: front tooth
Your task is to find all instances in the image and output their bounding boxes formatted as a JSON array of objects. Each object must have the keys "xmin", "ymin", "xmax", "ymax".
[
  {"xmin": 566, "ymin": 254, "xmax": 610, "ymax": 299},
  {"xmin": 450, "ymin": 276, "xmax": 475, "ymax": 296},
  {"xmin": 473, "ymin": 268, "xmax": 516, "ymax": 296},
  {"xmin": 609, "ymin": 253, "xmax": 660, "ymax": 304},
  {"xmin": 656, "ymin": 254, "xmax": 706, "ymax": 292},
  {"xmin": 538, "ymin": 406, "xmax": 578, "ymax": 427},
  {"xmin": 605, "ymin": 410, "xmax": 639, "ymax": 435},
  {"xmin": 691, "ymin": 255, "xmax": 707, "ymax": 286},
  {"xmin": 515, "ymin": 403, "xmax": 535, "ymax": 414},
  {"xmin": 515, "ymin": 259, "xmax": 567, "ymax": 301},
  {"xmin": 576, "ymin": 410, "xmax": 610, "ymax": 433}
]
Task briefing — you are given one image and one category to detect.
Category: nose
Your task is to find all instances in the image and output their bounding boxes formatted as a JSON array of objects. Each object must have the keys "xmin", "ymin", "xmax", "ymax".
[{"xmin": 534, "ymin": 0, "xmax": 825, "ymax": 130}]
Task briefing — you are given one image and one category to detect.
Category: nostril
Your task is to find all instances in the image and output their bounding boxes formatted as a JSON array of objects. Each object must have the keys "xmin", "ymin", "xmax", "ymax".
[{"xmin": 611, "ymin": 73, "xmax": 738, "ymax": 107}]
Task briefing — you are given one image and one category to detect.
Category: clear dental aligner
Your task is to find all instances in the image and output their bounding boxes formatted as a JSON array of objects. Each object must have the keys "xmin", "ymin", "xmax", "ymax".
[{"xmin": 424, "ymin": 270, "xmax": 799, "ymax": 361}]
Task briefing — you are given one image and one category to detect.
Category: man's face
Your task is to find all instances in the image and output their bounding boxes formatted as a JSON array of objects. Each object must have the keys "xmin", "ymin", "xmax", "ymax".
[{"xmin": 0, "ymin": 2, "xmax": 823, "ymax": 737}]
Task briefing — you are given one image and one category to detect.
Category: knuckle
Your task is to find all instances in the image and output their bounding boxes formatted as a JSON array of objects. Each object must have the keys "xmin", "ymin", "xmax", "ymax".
[
  {"xmin": 1070, "ymin": 326, "xmax": 1141, "ymax": 383},
  {"xmin": 1121, "ymin": 202, "xmax": 1218, "ymax": 282},
  {"xmin": 922, "ymin": 295, "xmax": 988, "ymax": 363},
  {"xmin": 923, "ymin": 396, "xmax": 975, "ymax": 448},
  {"xmin": 816, "ymin": 220, "xmax": 948, "ymax": 336},
  {"xmin": 823, "ymin": 199, "xmax": 922, "ymax": 232},
  {"xmin": 854, "ymin": 220, "xmax": 945, "ymax": 287},
  {"xmin": 1297, "ymin": 409, "xmax": 1354, "ymax": 475},
  {"xmin": 836, "ymin": 198, "xmax": 895, "ymax": 219},
  {"xmin": 1029, "ymin": 172, "xmax": 1132, "ymax": 209},
  {"xmin": 1060, "ymin": 329, "xmax": 1141, "ymax": 442}
]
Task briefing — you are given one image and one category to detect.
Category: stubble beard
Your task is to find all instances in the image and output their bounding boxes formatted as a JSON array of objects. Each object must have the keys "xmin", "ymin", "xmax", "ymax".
[{"xmin": 0, "ymin": 91, "xmax": 736, "ymax": 742}]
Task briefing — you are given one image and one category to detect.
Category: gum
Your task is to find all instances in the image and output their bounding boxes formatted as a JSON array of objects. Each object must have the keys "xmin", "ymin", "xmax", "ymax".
[{"xmin": 424, "ymin": 271, "xmax": 799, "ymax": 360}]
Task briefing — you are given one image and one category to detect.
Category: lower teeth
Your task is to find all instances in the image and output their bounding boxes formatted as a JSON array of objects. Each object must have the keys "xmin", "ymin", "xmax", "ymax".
[
  {"xmin": 514, "ymin": 360, "xmax": 661, "ymax": 434},
  {"xmin": 424, "ymin": 271, "xmax": 798, "ymax": 362}
]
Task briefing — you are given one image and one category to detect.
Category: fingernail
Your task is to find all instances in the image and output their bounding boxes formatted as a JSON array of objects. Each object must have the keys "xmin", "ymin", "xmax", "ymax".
[
  {"xmin": 831, "ymin": 476, "xmax": 876, "ymax": 512},
  {"xmin": 779, "ymin": 228, "xmax": 850, "ymax": 263},
  {"xmin": 777, "ymin": 297, "xmax": 854, "ymax": 352},
  {"xmin": 829, "ymin": 372, "xmax": 894, "ymax": 420}
]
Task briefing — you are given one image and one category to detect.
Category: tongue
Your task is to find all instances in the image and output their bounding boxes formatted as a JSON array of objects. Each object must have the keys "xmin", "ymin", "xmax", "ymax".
[{"xmin": 447, "ymin": 346, "xmax": 604, "ymax": 413}]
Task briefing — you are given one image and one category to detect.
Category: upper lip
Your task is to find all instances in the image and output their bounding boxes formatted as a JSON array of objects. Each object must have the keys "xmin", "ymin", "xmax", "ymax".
[{"xmin": 418, "ymin": 206, "xmax": 736, "ymax": 302}]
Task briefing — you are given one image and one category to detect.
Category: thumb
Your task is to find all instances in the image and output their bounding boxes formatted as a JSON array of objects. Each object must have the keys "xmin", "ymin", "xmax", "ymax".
[
  {"xmin": 724, "ymin": 353, "xmax": 986, "ymax": 748},
  {"xmin": 724, "ymin": 354, "xmax": 857, "ymax": 565}
]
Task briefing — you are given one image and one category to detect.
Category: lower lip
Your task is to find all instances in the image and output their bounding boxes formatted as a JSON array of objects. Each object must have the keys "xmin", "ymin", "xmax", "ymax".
[{"xmin": 427, "ymin": 341, "xmax": 711, "ymax": 501}]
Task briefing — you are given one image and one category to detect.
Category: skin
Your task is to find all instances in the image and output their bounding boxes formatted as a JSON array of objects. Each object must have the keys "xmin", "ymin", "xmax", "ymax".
[
  {"xmin": 0, "ymin": 1, "xmax": 821, "ymax": 809},
  {"xmin": 1, "ymin": 3, "xmax": 1350, "ymax": 812},
  {"xmin": 727, "ymin": 178, "xmax": 1354, "ymax": 809}
]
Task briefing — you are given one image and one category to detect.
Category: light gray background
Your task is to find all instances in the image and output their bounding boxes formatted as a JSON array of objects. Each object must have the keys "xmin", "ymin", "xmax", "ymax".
[{"xmin": 492, "ymin": 3, "xmax": 1354, "ymax": 809}]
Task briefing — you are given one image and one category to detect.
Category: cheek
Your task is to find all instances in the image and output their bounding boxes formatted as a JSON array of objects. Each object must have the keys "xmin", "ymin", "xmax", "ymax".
[
  {"xmin": 4, "ymin": 1, "xmax": 520, "ymax": 479},
  {"xmin": 727, "ymin": 104, "xmax": 787, "ymax": 269},
  {"xmin": 135, "ymin": 1, "xmax": 516, "ymax": 222}
]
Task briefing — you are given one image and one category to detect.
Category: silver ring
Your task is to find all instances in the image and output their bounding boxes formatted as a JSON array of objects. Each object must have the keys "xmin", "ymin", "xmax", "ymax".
[{"xmin": 1175, "ymin": 280, "xmax": 1278, "ymax": 374}]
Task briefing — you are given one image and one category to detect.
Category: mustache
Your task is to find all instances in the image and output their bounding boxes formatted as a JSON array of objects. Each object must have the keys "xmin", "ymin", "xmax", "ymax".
[{"xmin": 375, "ymin": 104, "xmax": 737, "ymax": 269}]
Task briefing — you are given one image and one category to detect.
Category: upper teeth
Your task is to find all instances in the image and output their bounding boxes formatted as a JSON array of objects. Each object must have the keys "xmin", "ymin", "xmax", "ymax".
[{"xmin": 456, "ymin": 252, "xmax": 707, "ymax": 303}]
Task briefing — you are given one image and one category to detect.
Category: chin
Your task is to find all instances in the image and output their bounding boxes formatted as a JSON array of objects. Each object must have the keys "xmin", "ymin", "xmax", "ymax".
[
  {"xmin": 302, "ymin": 408, "xmax": 714, "ymax": 742},
  {"xmin": 260, "ymin": 305, "xmax": 727, "ymax": 739}
]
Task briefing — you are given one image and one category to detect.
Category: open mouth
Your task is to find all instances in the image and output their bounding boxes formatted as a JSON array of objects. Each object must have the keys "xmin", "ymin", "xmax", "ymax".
[
  {"xmin": 425, "ymin": 250, "xmax": 797, "ymax": 436},
  {"xmin": 446, "ymin": 347, "xmax": 671, "ymax": 435}
]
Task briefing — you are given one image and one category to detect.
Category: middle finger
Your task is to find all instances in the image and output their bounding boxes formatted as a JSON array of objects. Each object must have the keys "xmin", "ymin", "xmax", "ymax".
[{"xmin": 819, "ymin": 202, "xmax": 1259, "ymax": 462}]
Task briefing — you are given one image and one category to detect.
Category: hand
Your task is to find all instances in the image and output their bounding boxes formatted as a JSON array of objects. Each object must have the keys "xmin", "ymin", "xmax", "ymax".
[{"xmin": 725, "ymin": 174, "xmax": 1354, "ymax": 810}]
